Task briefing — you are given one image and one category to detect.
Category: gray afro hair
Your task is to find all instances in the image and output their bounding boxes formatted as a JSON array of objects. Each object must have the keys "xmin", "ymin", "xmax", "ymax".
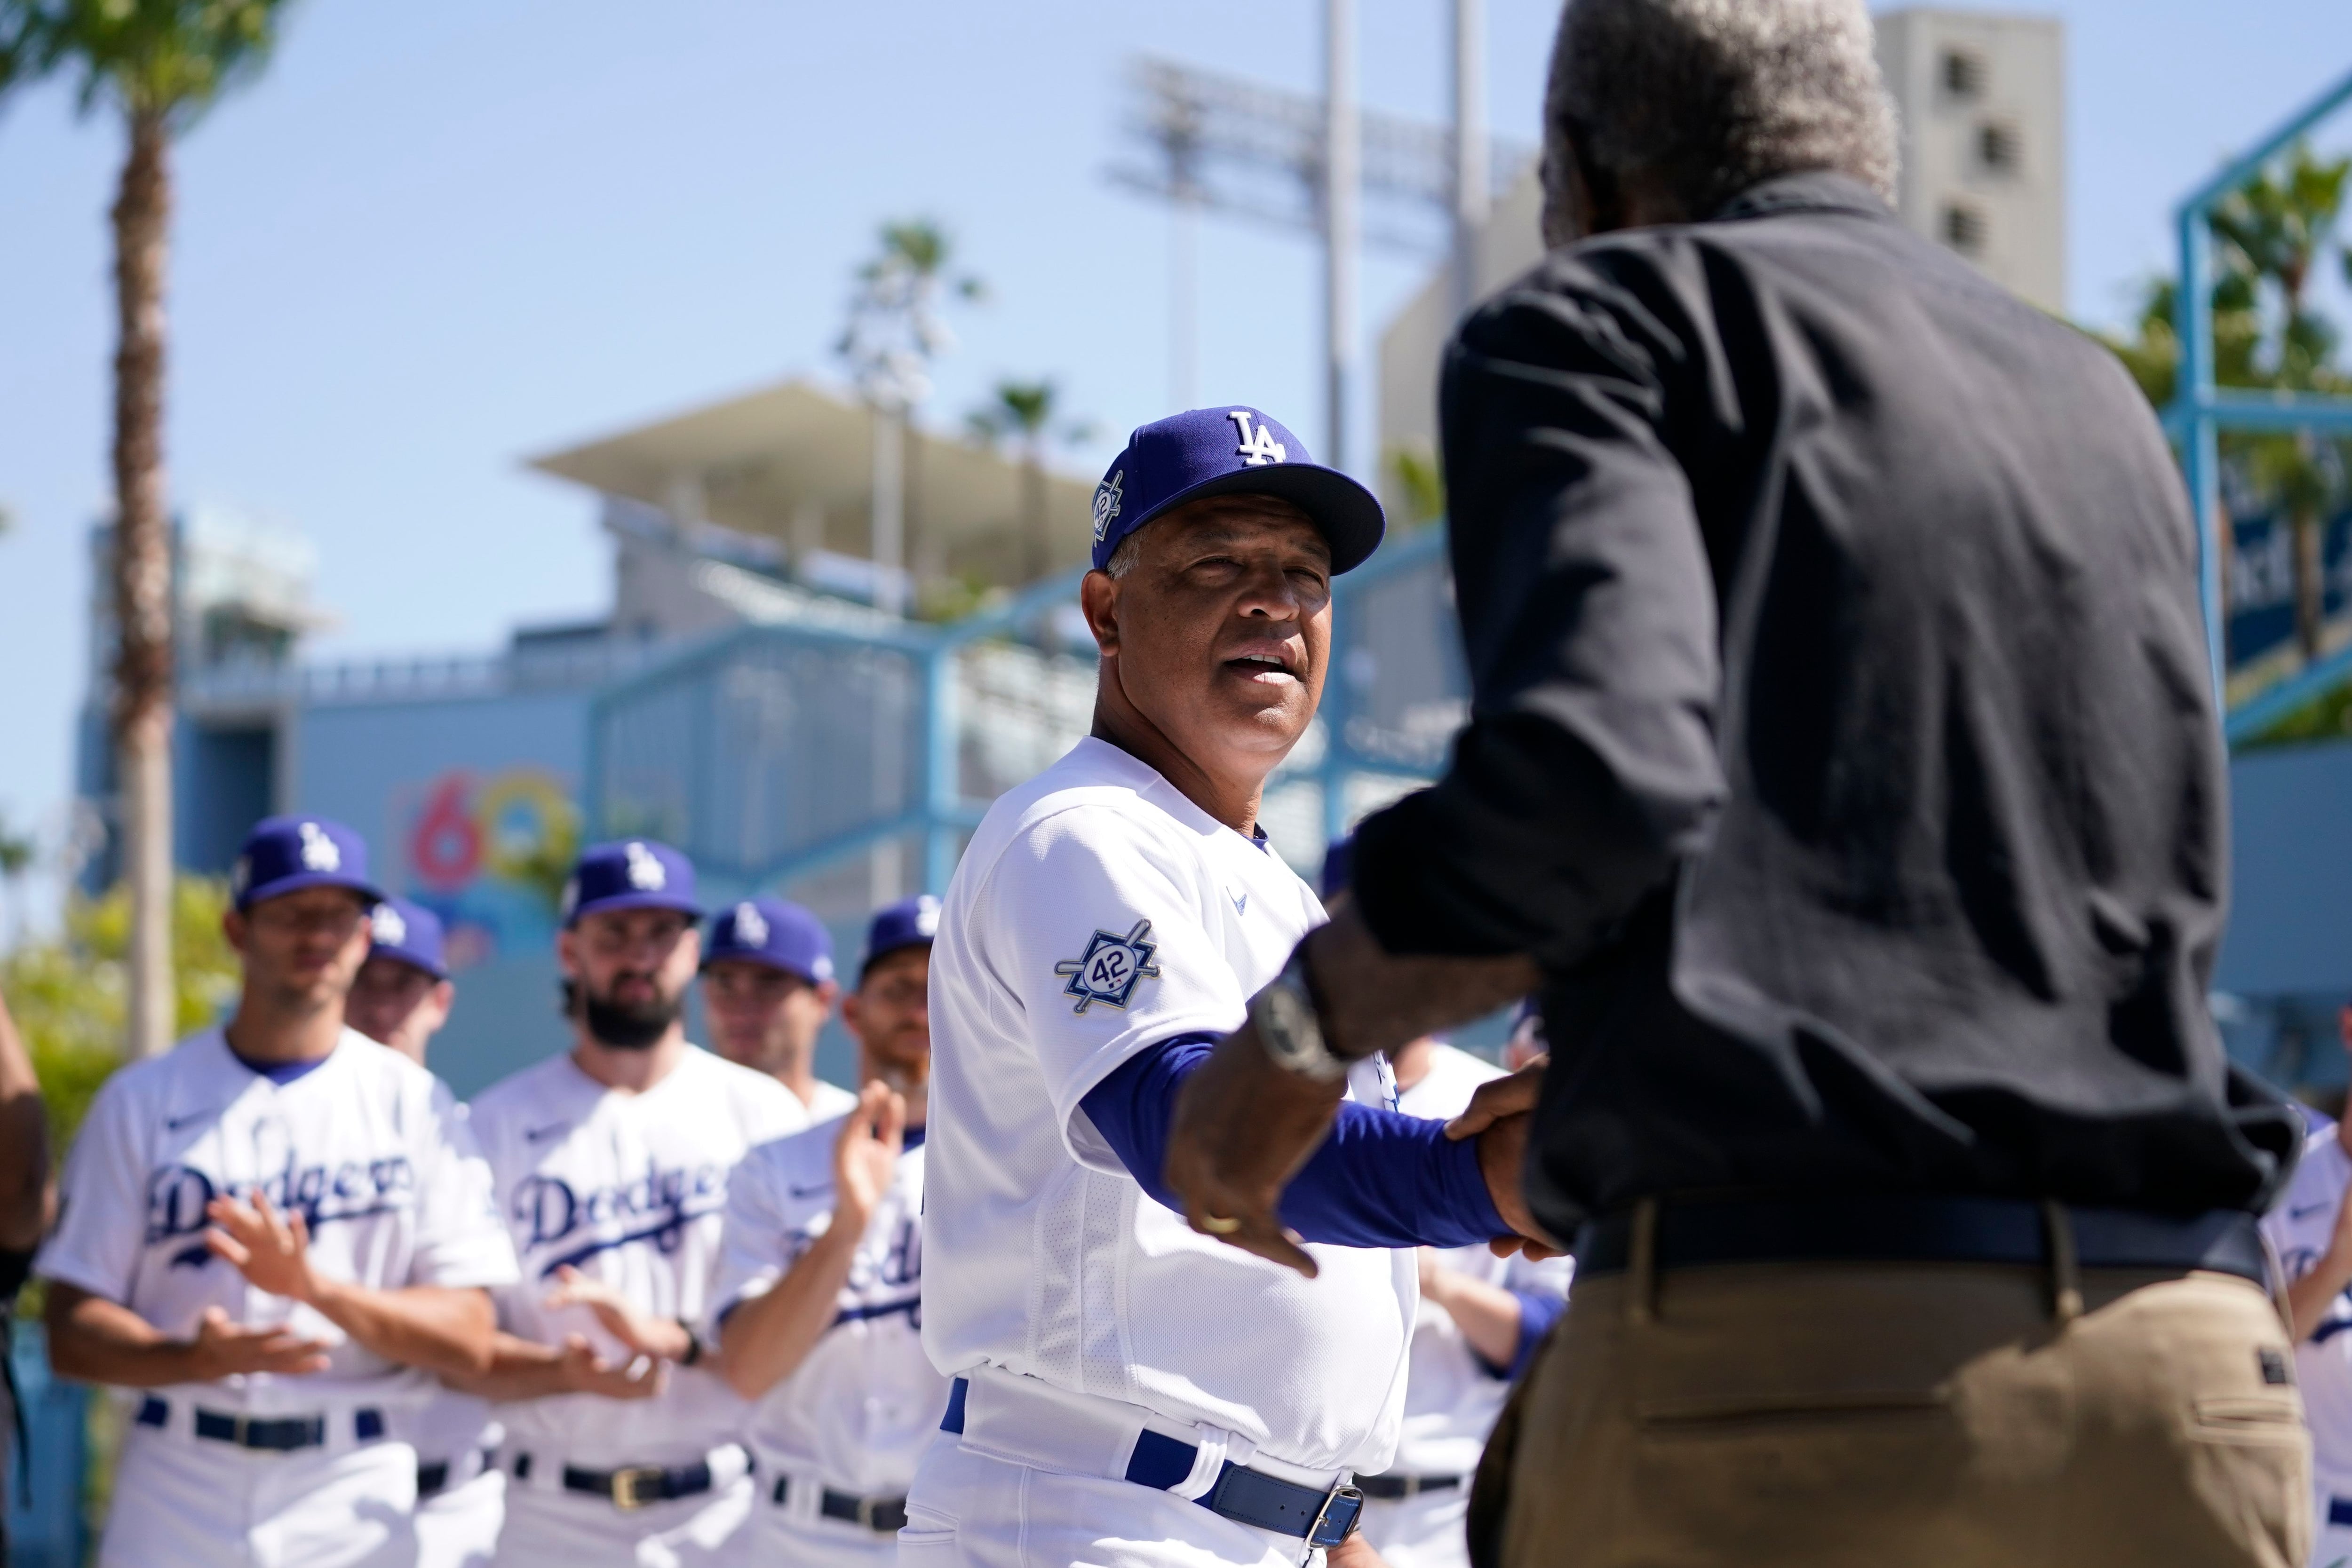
[{"xmin": 1547, "ymin": 0, "xmax": 1899, "ymax": 219}]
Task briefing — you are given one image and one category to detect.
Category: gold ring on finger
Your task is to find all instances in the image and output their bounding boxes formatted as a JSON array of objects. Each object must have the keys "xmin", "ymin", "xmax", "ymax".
[{"xmin": 1201, "ymin": 1213, "xmax": 1243, "ymax": 1235}]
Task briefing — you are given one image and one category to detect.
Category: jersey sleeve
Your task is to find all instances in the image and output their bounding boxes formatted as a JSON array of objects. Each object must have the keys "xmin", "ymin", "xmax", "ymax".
[
  {"xmin": 407, "ymin": 1081, "xmax": 521, "ymax": 1290},
  {"xmin": 977, "ymin": 806, "xmax": 1248, "ymax": 1173},
  {"xmin": 34, "ymin": 1071, "xmax": 150, "ymax": 1306},
  {"xmin": 705, "ymin": 1139, "xmax": 802, "ymax": 1335}
]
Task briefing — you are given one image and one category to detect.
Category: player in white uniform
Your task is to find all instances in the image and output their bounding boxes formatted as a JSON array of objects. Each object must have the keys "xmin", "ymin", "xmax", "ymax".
[
  {"xmin": 1310, "ymin": 847, "xmax": 1571, "ymax": 1568},
  {"xmin": 37, "ymin": 816, "xmax": 517, "ymax": 1568},
  {"xmin": 912, "ymin": 406, "xmax": 1546, "ymax": 1568},
  {"xmin": 460, "ymin": 839, "xmax": 809, "ymax": 1568},
  {"xmin": 714, "ymin": 895, "xmax": 949, "ymax": 1566},
  {"xmin": 344, "ymin": 895, "xmax": 506, "ymax": 1568},
  {"xmin": 703, "ymin": 895, "xmax": 860, "ymax": 1121},
  {"xmin": 2260, "ymin": 1007, "xmax": 2352, "ymax": 1568}
]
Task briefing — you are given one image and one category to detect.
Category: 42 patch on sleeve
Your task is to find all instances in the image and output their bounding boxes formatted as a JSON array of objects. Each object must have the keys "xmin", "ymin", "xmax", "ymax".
[{"xmin": 1053, "ymin": 920, "xmax": 1163, "ymax": 1014}]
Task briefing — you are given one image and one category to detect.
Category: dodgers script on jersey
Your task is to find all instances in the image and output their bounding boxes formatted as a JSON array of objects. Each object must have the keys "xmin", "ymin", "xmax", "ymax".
[
  {"xmin": 711, "ymin": 1116, "xmax": 946, "ymax": 1497},
  {"xmin": 924, "ymin": 736, "xmax": 1416, "ymax": 1475},
  {"xmin": 468, "ymin": 1045, "xmax": 809, "ymax": 1467},
  {"xmin": 36, "ymin": 1029, "xmax": 518, "ymax": 1409},
  {"xmin": 2262, "ymin": 1127, "xmax": 2352, "ymax": 1485}
]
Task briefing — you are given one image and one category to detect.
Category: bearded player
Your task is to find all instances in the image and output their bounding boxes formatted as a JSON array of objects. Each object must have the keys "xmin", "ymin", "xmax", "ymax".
[{"xmin": 458, "ymin": 840, "xmax": 808, "ymax": 1567}]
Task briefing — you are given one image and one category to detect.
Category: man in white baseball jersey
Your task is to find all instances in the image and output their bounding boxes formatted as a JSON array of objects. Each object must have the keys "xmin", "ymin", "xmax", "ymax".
[
  {"xmin": 37, "ymin": 816, "xmax": 517, "ymax": 1568},
  {"xmin": 2261, "ymin": 1009, "xmax": 2352, "ymax": 1568},
  {"xmin": 703, "ymin": 895, "xmax": 860, "ymax": 1121},
  {"xmin": 460, "ymin": 839, "xmax": 808, "ymax": 1567},
  {"xmin": 714, "ymin": 894, "xmax": 948, "ymax": 1566},
  {"xmin": 1311, "ymin": 848, "xmax": 1570, "ymax": 1568},
  {"xmin": 912, "ymin": 407, "xmax": 1548, "ymax": 1568},
  {"xmin": 346, "ymin": 895, "xmax": 505, "ymax": 1568}
]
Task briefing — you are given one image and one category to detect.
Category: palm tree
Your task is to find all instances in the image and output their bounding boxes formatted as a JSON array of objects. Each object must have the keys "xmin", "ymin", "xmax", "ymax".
[
  {"xmin": 2210, "ymin": 143, "xmax": 2352, "ymax": 663},
  {"xmin": 0, "ymin": 0, "xmax": 295, "ymax": 1057},
  {"xmin": 968, "ymin": 379, "xmax": 1090, "ymax": 583},
  {"xmin": 837, "ymin": 219, "xmax": 984, "ymax": 615}
]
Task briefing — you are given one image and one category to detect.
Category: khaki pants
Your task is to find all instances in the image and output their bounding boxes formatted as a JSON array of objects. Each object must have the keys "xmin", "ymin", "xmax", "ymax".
[{"xmin": 1475, "ymin": 1257, "xmax": 2310, "ymax": 1568}]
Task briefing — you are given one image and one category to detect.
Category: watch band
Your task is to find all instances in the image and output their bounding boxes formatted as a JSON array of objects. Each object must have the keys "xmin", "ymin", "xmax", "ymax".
[{"xmin": 1250, "ymin": 946, "xmax": 1348, "ymax": 1084}]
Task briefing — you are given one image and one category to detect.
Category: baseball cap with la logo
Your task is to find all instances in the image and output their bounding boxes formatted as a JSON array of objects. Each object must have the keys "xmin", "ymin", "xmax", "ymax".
[
  {"xmin": 704, "ymin": 896, "xmax": 834, "ymax": 984},
  {"xmin": 230, "ymin": 815, "xmax": 385, "ymax": 912},
  {"xmin": 559, "ymin": 839, "xmax": 704, "ymax": 928},
  {"xmin": 1088, "ymin": 406, "xmax": 1385, "ymax": 574}
]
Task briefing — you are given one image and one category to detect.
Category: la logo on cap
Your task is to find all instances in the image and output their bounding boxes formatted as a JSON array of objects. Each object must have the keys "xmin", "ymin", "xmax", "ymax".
[
  {"xmin": 624, "ymin": 842, "xmax": 666, "ymax": 890},
  {"xmin": 298, "ymin": 821, "xmax": 341, "ymax": 871},
  {"xmin": 734, "ymin": 902, "xmax": 769, "ymax": 945},
  {"xmin": 1229, "ymin": 410, "xmax": 1287, "ymax": 467},
  {"xmin": 372, "ymin": 904, "xmax": 407, "ymax": 945}
]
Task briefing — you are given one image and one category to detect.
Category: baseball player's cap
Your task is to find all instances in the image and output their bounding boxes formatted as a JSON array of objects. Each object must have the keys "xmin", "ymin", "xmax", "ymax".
[
  {"xmin": 230, "ymin": 816, "xmax": 385, "ymax": 913},
  {"xmin": 559, "ymin": 839, "xmax": 703, "ymax": 928},
  {"xmin": 367, "ymin": 895, "xmax": 449, "ymax": 981},
  {"xmin": 704, "ymin": 896, "xmax": 835, "ymax": 984},
  {"xmin": 1319, "ymin": 835, "xmax": 1355, "ymax": 901},
  {"xmin": 1089, "ymin": 407, "xmax": 1385, "ymax": 575},
  {"xmin": 860, "ymin": 894, "xmax": 940, "ymax": 980}
]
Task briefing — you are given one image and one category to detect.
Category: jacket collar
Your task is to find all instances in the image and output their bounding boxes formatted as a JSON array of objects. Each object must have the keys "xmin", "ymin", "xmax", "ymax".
[{"xmin": 1709, "ymin": 171, "xmax": 1892, "ymax": 224}]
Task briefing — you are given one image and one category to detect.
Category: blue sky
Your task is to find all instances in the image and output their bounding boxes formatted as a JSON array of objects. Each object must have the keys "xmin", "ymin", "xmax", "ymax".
[{"xmin": 2, "ymin": 0, "xmax": 2348, "ymax": 927}]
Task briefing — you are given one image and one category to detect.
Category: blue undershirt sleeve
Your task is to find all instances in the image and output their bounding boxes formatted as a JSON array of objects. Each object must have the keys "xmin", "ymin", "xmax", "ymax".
[
  {"xmin": 1500, "ymin": 1288, "xmax": 1566, "ymax": 1381},
  {"xmin": 1078, "ymin": 1036, "xmax": 1507, "ymax": 1251}
]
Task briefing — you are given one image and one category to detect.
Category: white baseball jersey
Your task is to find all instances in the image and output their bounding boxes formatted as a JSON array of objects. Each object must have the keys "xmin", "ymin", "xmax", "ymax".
[
  {"xmin": 798, "ymin": 1079, "xmax": 862, "ymax": 1123},
  {"xmin": 923, "ymin": 736, "xmax": 1416, "ymax": 1475},
  {"xmin": 467, "ymin": 1044, "xmax": 808, "ymax": 1468},
  {"xmin": 2262, "ymin": 1125, "xmax": 2352, "ymax": 1486},
  {"xmin": 711, "ymin": 1114, "xmax": 946, "ymax": 1496},
  {"xmin": 36, "ymin": 1028, "xmax": 517, "ymax": 1411},
  {"xmin": 1388, "ymin": 1045, "xmax": 1572, "ymax": 1480}
]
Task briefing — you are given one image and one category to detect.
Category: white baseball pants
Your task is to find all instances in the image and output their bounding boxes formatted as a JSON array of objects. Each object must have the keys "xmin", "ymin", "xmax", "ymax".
[
  {"xmin": 1356, "ymin": 1488, "xmax": 1470, "ymax": 1568},
  {"xmin": 492, "ymin": 1472, "xmax": 752, "ymax": 1568},
  {"xmin": 413, "ymin": 1468, "xmax": 503, "ymax": 1568},
  {"xmin": 902, "ymin": 1433, "xmax": 1319, "ymax": 1568},
  {"xmin": 99, "ymin": 1426, "xmax": 417, "ymax": 1568}
]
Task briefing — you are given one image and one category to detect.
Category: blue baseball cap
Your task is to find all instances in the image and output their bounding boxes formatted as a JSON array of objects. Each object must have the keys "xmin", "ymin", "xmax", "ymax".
[
  {"xmin": 230, "ymin": 816, "xmax": 385, "ymax": 913},
  {"xmin": 368, "ymin": 895, "xmax": 449, "ymax": 981},
  {"xmin": 1320, "ymin": 835, "xmax": 1355, "ymax": 901},
  {"xmin": 559, "ymin": 839, "xmax": 703, "ymax": 928},
  {"xmin": 1089, "ymin": 407, "xmax": 1385, "ymax": 575},
  {"xmin": 860, "ymin": 894, "xmax": 940, "ymax": 980},
  {"xmin": 705, "ymin": 896, "xmax": 835, "ymax": 984}
]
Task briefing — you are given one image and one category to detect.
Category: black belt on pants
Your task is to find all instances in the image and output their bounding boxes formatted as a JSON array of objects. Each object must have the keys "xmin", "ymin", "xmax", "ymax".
[
  {"xmin": 137, "ymin": 1397, "xmax": 385, "ymax": 1452},
  {"xmin": 771, "ymin": 1475, "xmax": 908, "ymax": 1532},
  {"xmin": 940, "ymin": 1377, "xmax": 1362, "ymax": 1547},
  {"xmin": 552, "ymin": 1457, "xmax": 715, "ymax": 1510},
  {"xmin": 1574, "ymin": 1195, "xmax": 2268, "ymax": 1286},
  {"xmin": 1356, "ymin": 1473, "xmax": 1462, "ymax": 1501},
  {"xmin": 418, "ymin": 1448, "xmax": 498, "ymax": 1498}
]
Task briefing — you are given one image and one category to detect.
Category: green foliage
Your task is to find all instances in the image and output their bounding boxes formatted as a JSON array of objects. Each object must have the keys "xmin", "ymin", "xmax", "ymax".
[
  {"xmin": 1388, "ymin": 445, "xmax": 1446, "ymax": 529},
  {"xmin": 2, "ymin": 875, "xmax": 238, "ymax": 1159},
  {"xmin": 0, "ymin": 0, "xmax": 294, "ymax": 129}
]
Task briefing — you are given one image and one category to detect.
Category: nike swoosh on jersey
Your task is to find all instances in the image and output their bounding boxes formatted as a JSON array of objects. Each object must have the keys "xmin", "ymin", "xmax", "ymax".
[
  {"xmin": 163, "ymin": 1111, "xmax": 214, "ymax": 1132},
  {"xmin": 788, "ymin": 1181, "xmax": 836, "ymax": 1199},
  {"xmin": 1230, "ymin": 890, "xmax": 1248, "ymax": 916},
  {"xmin": 524, "ymin": 1122, "xmax": 572, "ymax": 1143},
  {"xmin": 2292, "ymin": 1204, "xmax": 2333, "ymax": 1219}
]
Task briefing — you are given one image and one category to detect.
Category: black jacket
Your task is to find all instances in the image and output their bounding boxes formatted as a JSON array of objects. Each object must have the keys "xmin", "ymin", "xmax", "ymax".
[{"xmin": 1351, "ymin": 173, "xmax": 2300, "ymax": 1234}]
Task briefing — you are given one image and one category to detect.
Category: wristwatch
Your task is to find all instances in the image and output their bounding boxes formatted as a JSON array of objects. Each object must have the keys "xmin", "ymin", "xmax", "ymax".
[{"xmin": 1249, "ymin": 946, "xmax": 1348, "ymax": 1084}]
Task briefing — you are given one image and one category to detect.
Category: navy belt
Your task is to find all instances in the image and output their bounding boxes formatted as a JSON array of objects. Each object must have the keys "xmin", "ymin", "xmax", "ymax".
[
  {"xmin": 555, "ymin": 1457, "xmax": 714, "ymax": 1510},
  {"xmin": 1576, "ymin": 1196, "xmax": 2268, "ymax": 1286},
  {"xmin": 772, "ymin": 1475, "xmax": 909, "ymax": 1532},
  {"xmin": 1356, "ymin": 1472, "xmax": 1461, "ymax": 1501},
  {"xmin": 940, "ymin": 1378, "xmax": 1362, "ymax": 1548},
  {"xmin": 2331, "ymin": 1497, "xmax": 2352, "ymax": 1528},
  {"xmin": 138, "ymin": 1398, "xmax": 384, "ymax": 1452}
]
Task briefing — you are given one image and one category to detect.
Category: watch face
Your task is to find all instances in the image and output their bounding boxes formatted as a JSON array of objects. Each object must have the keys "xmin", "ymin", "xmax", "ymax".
[{"xmin": 1259, "ymin": 982, "xmax": 1314, "ymax": 1061}]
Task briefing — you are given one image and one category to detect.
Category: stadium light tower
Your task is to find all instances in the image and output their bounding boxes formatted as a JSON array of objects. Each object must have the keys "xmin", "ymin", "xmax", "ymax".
[{"xmin": 1112, "ymin": 33, "xmax": 1529, "ymax": 478}]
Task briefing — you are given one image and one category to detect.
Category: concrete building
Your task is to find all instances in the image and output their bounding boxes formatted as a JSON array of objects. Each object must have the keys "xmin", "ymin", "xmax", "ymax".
[{"xmin": 1874, "ymin": 8, "xmax": 2066, "ymax": 314}]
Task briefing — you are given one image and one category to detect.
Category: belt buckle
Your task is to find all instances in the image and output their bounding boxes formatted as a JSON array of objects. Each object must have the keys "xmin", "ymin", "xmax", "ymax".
[
  {"xmin": 1308, "ymin": 1484, "xmax": 1364, "ymax": 1549},
  {"xmin": 612, "ymin": 1465, "xmax": 664, "ymax": 1511},
  {"xmin": 855, "ymin": 1497, "xmax": 884, "ymax": 1531},
  {"xmin": 230, "ymin": 1415, "xmax": 256, "ymax": 1448}
]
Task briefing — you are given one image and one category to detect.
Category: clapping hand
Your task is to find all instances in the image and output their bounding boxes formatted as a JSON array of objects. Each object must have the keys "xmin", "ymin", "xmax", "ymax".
[
  {"xmin": 542, "ymin": 1266, "xmax": 692, "ymax": 1363},
  {"xmin": 834, "ymin": 1081, "xmax": 906, "ymax": 1230},
  {"xmin": 205, "ymin": 1191, "xmax": 322, "ymax": 1303}
]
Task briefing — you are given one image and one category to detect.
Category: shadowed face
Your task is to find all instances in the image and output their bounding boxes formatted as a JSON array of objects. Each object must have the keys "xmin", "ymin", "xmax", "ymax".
[
  {"xmin": 347, "ymin": 954, "xmax": 452, "ymax": 1065},
  {"xmin": 224, "ymin": 886, "xmax": 374, "ymax": 1019},
  {"xmin": 1082, "ymin": 496, "xmax": 1333, "ymax": 786},
  {"xmin": 558, "ymin": 907, "xmax": 699, "ymax": 1049},
  {"xmin": 844, "ymin": 944, "xmax": 930, "ymax": 1088},
  {"xmin": 702, "ymin": 959, "xmax": 834, "ymax": 1080}
]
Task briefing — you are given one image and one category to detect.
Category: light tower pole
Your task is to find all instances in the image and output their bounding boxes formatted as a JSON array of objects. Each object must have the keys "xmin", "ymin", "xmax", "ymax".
[
  {"xmin": 1452, "ymin": 0, "xmax": 1488, "ymax": 317},
  {"xmin": 1323, "ymin": 0, "xmax": 1359, "ymax": 475}
]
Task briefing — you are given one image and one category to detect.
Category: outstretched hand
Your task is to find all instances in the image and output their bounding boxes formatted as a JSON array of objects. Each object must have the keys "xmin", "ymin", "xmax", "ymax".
[
  {"xmin": 205, "ymin": 1191, "xmax": 320, "ymax": 1303},
  {"xmin": 1163, "ymin": 1020, "xmax": 1347, "ymax": 1278},
  {"xmin": 1447, "ymin": 1057, "xmax": 1564, "ymax": 1259},
  {"xmin": 542, "ymin": 1267, "xmax": 692, "ymax": 1362}
]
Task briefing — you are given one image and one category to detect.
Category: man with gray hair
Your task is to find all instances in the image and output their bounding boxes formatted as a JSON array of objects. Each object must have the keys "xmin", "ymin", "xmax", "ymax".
[{"xmin": 1162, "ymin": 2, "xmax": 2309, "ymax": 1565}]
